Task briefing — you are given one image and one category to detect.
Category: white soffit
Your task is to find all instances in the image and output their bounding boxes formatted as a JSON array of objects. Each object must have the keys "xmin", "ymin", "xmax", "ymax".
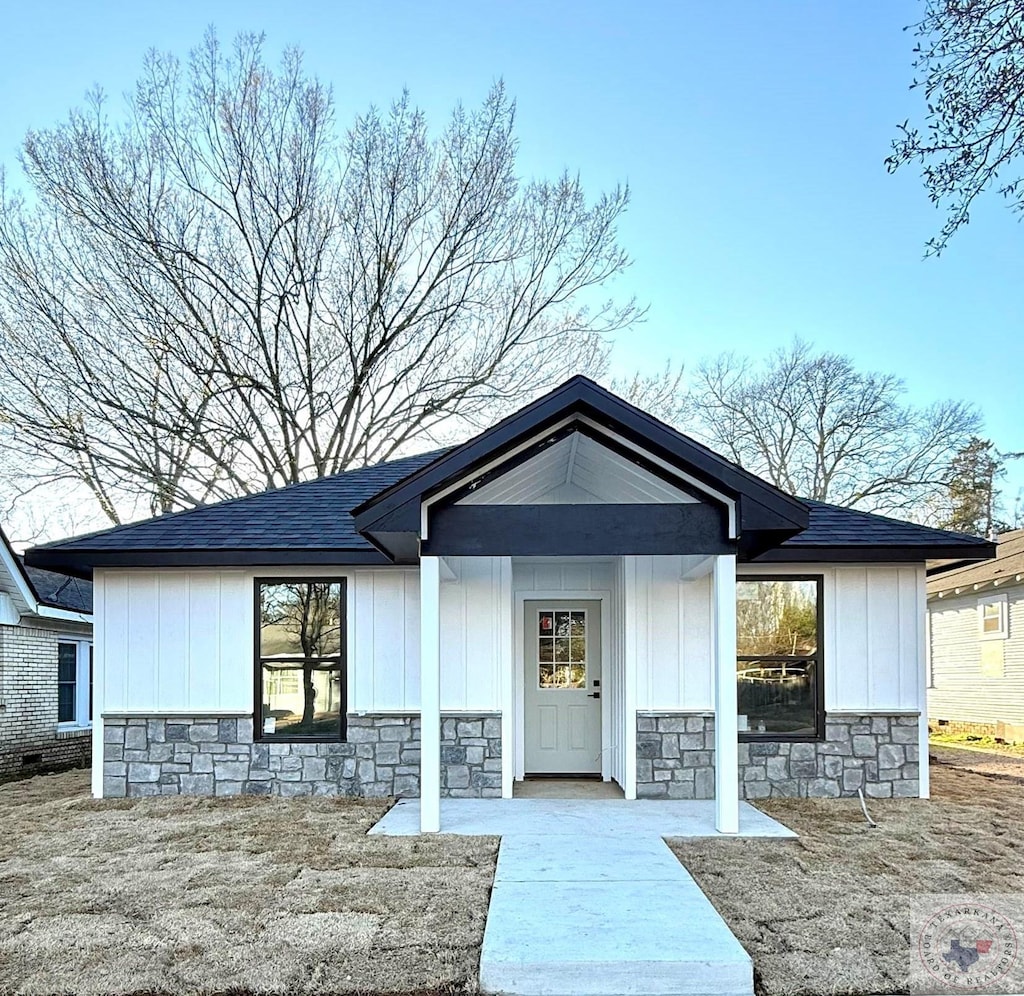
[{"xmin": 456, "ymin": 432, "xmax": 700, "ymax": 506}]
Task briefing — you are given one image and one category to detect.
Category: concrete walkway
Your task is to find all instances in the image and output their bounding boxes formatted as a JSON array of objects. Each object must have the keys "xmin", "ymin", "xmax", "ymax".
[{"xmin": 371, "ymin": 798, "xmax": 795, "ymax": 996}]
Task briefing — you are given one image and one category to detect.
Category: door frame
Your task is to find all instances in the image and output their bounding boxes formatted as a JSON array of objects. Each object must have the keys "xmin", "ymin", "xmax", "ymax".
[{"xmin": 513, "ymin": 589, "xmax": 612, "ymax": 783}]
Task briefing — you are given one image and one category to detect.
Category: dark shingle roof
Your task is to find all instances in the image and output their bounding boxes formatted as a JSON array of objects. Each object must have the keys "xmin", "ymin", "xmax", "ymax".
[
  {"xmin": 781, "ymin": 501, "xmax": 987, "ymax": 548},
  {"xmin": 19, "ymin": 559, "xmax": 93, "ymax": 613},
  {"xmin": 25, "ymin": 448, "xmax": 994, "ymax": 575},
  {"xmin": 32, "ymin": 449, "xmax": 451, "ymax": 556}
]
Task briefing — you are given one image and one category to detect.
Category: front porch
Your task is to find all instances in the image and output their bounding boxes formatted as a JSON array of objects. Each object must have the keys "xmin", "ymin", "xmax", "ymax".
[
  {"xmin": 417, "ymin": 551, "xmax": 744, "ymax": 833},
  {"xmin": 349, "ymin": 393, "xmax": 812, "ymax": 835}
]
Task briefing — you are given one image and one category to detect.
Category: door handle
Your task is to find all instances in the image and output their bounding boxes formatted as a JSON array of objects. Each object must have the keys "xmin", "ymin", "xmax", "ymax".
[{"xmin": 587, "ymin": 692, "xmax": 601, "ymax": 699}]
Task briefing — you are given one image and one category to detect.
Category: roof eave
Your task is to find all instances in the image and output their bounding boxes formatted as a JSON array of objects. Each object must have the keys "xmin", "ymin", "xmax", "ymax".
[
  {"xmin": 749, "ymin": 541, "xmax": 997, "ymax": 564},
  {"xmin": 24, "ymin": 546, "xmax": 394, "ymax": 577}
]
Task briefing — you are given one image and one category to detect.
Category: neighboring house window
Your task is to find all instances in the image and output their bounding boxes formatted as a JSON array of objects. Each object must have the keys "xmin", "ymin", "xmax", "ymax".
[
  {"xmin": 255, "ymin": 579, "xmax": 347, "ymax": 741},
  {"xmin": 57, "ymin": 639, "xmax": 93, "ymax": 727},
  {"xmin": 736, "ymin": 575, "xmax": 824, "ymax": 740},
  {"xmin": 978, "ymin": 593, "xmax": 1008, "ymax": 640}
]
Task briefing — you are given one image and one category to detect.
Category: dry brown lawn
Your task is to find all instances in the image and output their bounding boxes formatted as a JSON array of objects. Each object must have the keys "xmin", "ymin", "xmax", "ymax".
[
  {"xmin": 669, "ymin": 760, "xmax": 1024, "ymax": 996},
  {"xmin": 4, "ymin": 759, "xmax": 1022, "ymax": 996},
  {"xmin": 0, "ymin": 770, "xmax": 497, "ymax": 995}
]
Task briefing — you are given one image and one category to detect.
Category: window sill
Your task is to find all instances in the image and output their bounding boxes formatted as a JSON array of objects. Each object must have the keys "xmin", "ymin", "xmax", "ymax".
[
  {"xmin": 739, "ymin": 732, "xmax": 823, "ymax": 743},
  {"xmin": 56, "ymin": 723, "xmax": 92, "ymax": 736},
  {"xmin": 255, "ymin": 736, "xmax": 346, "ymax": 745}
]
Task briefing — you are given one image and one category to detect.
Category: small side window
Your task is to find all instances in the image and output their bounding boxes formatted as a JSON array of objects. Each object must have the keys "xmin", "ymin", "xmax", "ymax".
[
  {"xmin": 57, "ymin": 643, "xmax": 77, "ymax": 723},
  {"xmin": 57, "ymin": 640, "xmax": 93, "ymax": 727},
  {"xmin": 978, "ymin": 594, "xmax": 1008, "ymax": 641}
]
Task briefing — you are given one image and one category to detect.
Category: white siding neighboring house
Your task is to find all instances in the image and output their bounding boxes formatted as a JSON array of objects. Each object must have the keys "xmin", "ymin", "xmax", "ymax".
[
  {"xmin": 26, "ymin": 378, "xmax": 994, "ymax": 831},
  {"xmin": 0, "ymin": 526, "xmax": 93, "ymax": 776},
  {"xmin": 927, "ymin": 529, "xmax": 1024, "ymax": 740}
]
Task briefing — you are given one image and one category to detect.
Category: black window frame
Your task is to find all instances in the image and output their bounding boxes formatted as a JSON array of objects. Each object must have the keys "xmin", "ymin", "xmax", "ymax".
[
  {"xmin": 736, "ymin": 573, "xmax": 825, "ymax": 743},
  {"xmin": 254, "ymin": 576, "xmax": 348, "ymax": 743}
]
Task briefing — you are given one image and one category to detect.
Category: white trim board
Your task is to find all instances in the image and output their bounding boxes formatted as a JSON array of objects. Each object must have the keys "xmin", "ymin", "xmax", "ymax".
[
  {"xmin": 421, "ymin": 415, "xmax": 738, "ymax": 540},
  {"xmin": 512, "ymin": 589, "xmax": 615, "ymax": 788}
]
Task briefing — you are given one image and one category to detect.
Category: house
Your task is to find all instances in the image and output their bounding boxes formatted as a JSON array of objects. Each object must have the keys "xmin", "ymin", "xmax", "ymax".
[
  {"xmin": 26, "ymin": 377, "xmax": 993, "ymax": 832},
  {"xmin": 1, "ymin": 525, "xmax": 93, "ymax": 776},
  {"xmin": 927, "ymin": 529, "xmax": 1024, "ymax": 741}
]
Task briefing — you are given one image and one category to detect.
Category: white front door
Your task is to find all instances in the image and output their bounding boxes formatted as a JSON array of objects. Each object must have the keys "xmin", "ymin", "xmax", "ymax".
[{"xmin": 524, "ymin": 600, "xmax": 602, "ymax": 775}]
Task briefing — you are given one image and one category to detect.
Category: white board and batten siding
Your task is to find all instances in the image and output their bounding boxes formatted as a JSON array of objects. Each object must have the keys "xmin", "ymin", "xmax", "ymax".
[
  {"xmin": 93, "ymin": 559, "xmax": 927, "ymax": 735},
  {"xmin": 628, "ymin": 556, "xmax": 714, "ymax": 712},
  {"xmin": 98, "ymin": 569, "xmax": 253, "ymax": 713},
  {"xmin": 828, "ymin": 566, "xmax": 925, "ymax": 713},
  {"xmin": 336, "ymin": 559, "xmax": 509, "ymax": 713},
  {"xmin": 94, "ymin": 560, "xmax": 512, "ymax": 719},
  {"xmin": 625, "ymin": 561, "xmax": 926, "ymax": 716},
  {"xmin": 928, "ymin": 586, "xmax": 1024, "ymax": 726}
]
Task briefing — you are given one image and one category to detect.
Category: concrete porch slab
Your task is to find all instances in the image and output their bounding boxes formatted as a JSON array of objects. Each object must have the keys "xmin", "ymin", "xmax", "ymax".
[{"xmin": 368, "ymin": 796, "xmax": 797, "ymax": 838}]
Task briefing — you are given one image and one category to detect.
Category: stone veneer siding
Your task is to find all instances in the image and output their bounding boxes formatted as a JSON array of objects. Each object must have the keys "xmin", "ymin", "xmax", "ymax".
[
  {"xmin": 636, "ymin": 712, "xmax": 920, "ymax": 799},
  {"xmin": 103, "ymin": 713, "xmax": 501, "ymax": 798},
  {"xmin": 636, "ymin": 713, "xmax": 716, "ymax": 799}
]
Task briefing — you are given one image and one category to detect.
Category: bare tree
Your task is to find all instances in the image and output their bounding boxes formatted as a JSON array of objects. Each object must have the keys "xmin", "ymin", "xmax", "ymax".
[
  {"xmin": 0, "ymin": 31, "xmax": 638, "ymax": 529},
  {"xmin": 684, "ymin": 342, "xmax": 981, "ymax": 514},
  {"xmin": 887, "ymin": 0, "xmax": 1024, "ymax": 253},
  {"xmin": 612, "ymin": 362, "xmax": 689, "ymax": 426}
]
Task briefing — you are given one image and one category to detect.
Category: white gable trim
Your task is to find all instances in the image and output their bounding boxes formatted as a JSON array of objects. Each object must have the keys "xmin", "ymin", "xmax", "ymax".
[
  {"xmin": 0, "ymin": 531, "xmax": 37, "ymax": 616},
  {"xmin": 421, "ymin": 414, "xmax": 738, "ymax": 539}
]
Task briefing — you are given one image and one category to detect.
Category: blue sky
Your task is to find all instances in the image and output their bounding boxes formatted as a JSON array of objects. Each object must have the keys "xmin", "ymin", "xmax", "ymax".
[{"xmin": 2, "ymin": 0, "xmax": 1022, "ymax": 511}]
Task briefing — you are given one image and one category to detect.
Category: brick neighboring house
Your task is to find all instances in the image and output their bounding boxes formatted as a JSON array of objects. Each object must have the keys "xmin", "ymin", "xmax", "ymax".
[{"xmin": 0, "ymin": 525, "xmax": 93, "ymax": 776}]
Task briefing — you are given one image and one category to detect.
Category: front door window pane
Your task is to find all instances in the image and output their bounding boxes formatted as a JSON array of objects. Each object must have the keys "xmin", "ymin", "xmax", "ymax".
[{"xmin": 538, "ymin": 609, "xmax": 586, "ymax": 689}]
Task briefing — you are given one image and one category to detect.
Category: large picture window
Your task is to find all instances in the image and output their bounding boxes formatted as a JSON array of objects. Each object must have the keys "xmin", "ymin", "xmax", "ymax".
[
  {"xmin": 736, "ymin": 575, "xmax": 824, "ymax": 740},
  {"xmin": 256, "ymin": 579, "xmax": 346, "ymax": 741}
]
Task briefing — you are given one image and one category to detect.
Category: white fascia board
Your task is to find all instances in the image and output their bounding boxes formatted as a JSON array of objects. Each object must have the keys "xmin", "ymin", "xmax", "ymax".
[
  {"xmin": 36, "ymin": 605, "xmax": 92, "ymax": 625},
  {"xmin": 421, "ymin": 414, "xmax": 739, "ymax": 539}
]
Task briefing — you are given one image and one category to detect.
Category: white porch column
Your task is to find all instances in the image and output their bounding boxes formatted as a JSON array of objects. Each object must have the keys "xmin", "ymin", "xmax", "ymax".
[
  {"xmin": 420, "ymin": 555, "xmax": 441, "ymax": 833},
  {"xmin": 713, "ymin": 553, "xmax": 739, "ymax": 834},
  {"xmin": 91, "ymin": 574, "xmax": 105, "ymax": 799}
]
